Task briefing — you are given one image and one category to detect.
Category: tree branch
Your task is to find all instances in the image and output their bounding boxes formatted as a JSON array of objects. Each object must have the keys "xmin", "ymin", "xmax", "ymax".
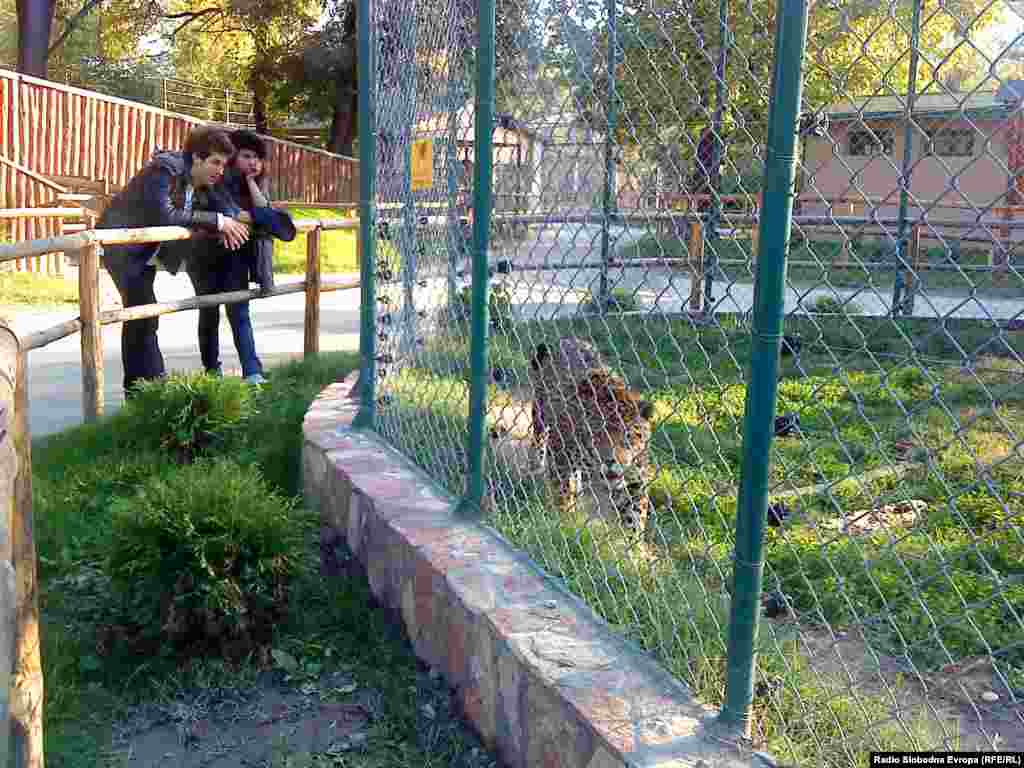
[
  {"xmin": 165, "ymin": 7, "xmax": 223, "ymax": 38},
  {"xmin": 47, "ymin": 0, "xmax": 106, "ymax": 58},
  {"xmin": 163, "ymin": 7, "xmax": 221, "ymax": 18}
]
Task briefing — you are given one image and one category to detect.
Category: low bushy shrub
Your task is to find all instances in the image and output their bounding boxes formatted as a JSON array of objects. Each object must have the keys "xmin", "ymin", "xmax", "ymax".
[
  {"xmin": 121, "ymin": 372, "xmax": 256, "ymax": 462},
  {"xmin": 811, "ymin": 294, "xmax": 863, "ymax": 316},
  {"xmin": 105, "ymin": 458, "xmax": 308, "ymax": 660},
  {"xmin": 580, "ymin": 287, "xmax": 642, "ymax": 314},
  {"xmin": 448, "ymin": 281, "xmax": 514, "ymax": 332}
]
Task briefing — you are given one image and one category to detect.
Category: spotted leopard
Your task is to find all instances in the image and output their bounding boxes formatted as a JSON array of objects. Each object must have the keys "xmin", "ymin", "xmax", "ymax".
[
  {"xmin": 528, "ymin": 339, "xmax": 655, "ymax": 535},
  {"xmin": 528, "ymin": 336, "xmax": 607, "ymax": 465}
]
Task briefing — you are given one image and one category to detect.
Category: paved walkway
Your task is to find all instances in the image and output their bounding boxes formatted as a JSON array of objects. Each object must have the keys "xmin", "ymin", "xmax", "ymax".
[
  {"xmin": 495, "ymin": 222, "xmax": 1023, "ymax": 322},
  {"xmin": 421, "ymin": 222, "xmax": 1023, "ymax": 324}
]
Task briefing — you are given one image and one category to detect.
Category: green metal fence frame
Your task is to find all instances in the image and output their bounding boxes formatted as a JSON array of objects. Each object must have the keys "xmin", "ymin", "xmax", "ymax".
[
  {"xmin": 354, "ymin": 0, "xmax": 377, "ymax": 429},
  {"xmin": 459, "ymin": 0, "xmax": 498, "ymax": 517},
  {"xmin": 719, "ymin": 0, "xmax": 811, "ymax": 735},
  {"xmin": 355, "ymin": 0, "xmax": 813, "ymax": 740}
]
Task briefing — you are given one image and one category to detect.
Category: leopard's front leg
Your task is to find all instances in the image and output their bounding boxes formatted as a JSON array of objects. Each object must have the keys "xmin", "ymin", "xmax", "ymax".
[
  {"xmin": 546, "ymin": 452, "xmax": 580, "ymax": 516},
  {"xmin": 531, "ymin": 400, "xmax": 548, "ymax": 471}
]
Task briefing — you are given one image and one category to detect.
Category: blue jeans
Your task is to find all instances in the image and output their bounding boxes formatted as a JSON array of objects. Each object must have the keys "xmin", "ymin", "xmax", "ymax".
[{"xmin": 187, "ymin": 249, "xmax": 263, "ymax": 378}]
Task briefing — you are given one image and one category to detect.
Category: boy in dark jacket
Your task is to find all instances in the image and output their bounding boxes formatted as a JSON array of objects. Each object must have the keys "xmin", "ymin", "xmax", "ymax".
[
  {"xmin": 186, "ymin": 129, "xmax": 296, "ymax": 385},
  {"xmin": 97, "ymin": 126, "xmax": 251, "ymax": 398}
]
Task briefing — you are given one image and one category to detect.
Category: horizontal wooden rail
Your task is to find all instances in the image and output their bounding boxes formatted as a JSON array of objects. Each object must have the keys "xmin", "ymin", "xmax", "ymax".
[
  {"xmin": 291, "ymin": 218, "xmax": 358, "ymax": 232},
  {"xmin": 0, "ymin": 218, "xmax": 359, "ymax": 264},
  {"xmin": 799, "ymin": 195, "xmax": 1024, "ymax": 215},
  {"xmin": 0, "ymin": 154, "xmax": 68, "ymax": 194},
  {"xmin": 0, "ymin": 208, "xmax": 86, "ymax": 219},
  {"xmin": 277, "ymin": 201, "xmax": 358, "ymax": 209},
  {"xmin": 20, "ymin": 280, "xmax": 359, "ymax": 353}
]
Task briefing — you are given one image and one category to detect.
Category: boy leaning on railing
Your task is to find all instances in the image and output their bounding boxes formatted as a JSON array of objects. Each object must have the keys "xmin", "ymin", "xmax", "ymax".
[{"xmin": 184, "ymin": 129, "xmax": 297, "ymax": 386}]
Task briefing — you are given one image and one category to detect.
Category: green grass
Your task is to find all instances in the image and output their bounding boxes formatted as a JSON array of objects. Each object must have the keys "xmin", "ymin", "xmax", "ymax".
[
  {"xmin": 32, "ymin": 352, "xmax": 492, "ymax": 767},
  {"xmin": 372, "ymin": 313, "xmax": 1024, "ymax": 764},
  {"xmin": 0, "ymin": 271, "xmax": 78, "ymax": 312},
  {"xmin": 276, "ymin": 206, "xmax": 359, "ymax": 274},
  {"xmin": 624, "ymin": 233, "xmax": 1024, "ymax": 299}
]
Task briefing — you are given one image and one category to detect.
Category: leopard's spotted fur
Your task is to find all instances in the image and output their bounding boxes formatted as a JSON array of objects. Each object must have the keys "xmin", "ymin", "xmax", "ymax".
[{"xmin": 528, "ymin": 338, "xmax": 655, "ymax": 535}]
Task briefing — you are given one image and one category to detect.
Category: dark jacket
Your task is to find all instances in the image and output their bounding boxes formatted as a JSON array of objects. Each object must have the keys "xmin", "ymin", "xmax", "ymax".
[
  {"xmin": 190, "ymin": 168, "xmax": 296, "ymax": 293},
  {"xmin": 97, "ymin": 151, "xmax": 223, "ymax": 278}
]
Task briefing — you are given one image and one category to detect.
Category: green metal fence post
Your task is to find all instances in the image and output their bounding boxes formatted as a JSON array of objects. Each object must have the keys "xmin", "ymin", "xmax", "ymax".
[
  {"xmin": 893, "ymin": 0, "xmax": 923, "ymax": 318},
  {"xmin": 458, "ymin": 0, "xmax": 496, "ymax": 517},
  {"xmin": 718, "ymin": 0, "xmax": 809, "ymax": 738},
  {"xmin": 353, "ymin": 0, "xmax": 378, "ymax": 428},
  {"xmin": 598, "ymin": 0, "xmax": 618, "ymax": 310}
]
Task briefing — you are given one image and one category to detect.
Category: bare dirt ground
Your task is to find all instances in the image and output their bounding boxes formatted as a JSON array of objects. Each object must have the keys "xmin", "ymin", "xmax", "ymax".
[
  {"xmin": 104, "ymin": 614, "xmax": 501, "ymax": 768},
  {"xmin": 770, "ymin": 619, "xmax": 1024, "ymax": 752}
]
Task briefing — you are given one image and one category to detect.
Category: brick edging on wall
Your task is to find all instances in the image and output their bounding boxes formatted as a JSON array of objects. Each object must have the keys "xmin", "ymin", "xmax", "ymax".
[{"xmin": 303, "ymin": 372, "xmax": 767, "ymax": 768}]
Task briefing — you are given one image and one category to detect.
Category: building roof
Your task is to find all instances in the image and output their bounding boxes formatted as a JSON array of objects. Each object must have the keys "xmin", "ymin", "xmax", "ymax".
[{"xmin": 825, "ymin": 90, "xmax": 1012, "ymax": 121}]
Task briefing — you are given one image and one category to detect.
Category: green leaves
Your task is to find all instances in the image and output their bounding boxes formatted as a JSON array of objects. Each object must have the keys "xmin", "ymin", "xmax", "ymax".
[
  {"xmin": 105, "ymin": 457, "xmax": 308, "ymax": 658},
  {"xmin": 120, "ymin": 371, "xmax": 256, "ymax": 464}
]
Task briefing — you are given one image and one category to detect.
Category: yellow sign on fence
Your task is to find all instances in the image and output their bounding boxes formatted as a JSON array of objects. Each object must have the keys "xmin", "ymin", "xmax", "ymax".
[{"xmin": 411, "ymin": 139, "xmax": 434, "ymax": 191}]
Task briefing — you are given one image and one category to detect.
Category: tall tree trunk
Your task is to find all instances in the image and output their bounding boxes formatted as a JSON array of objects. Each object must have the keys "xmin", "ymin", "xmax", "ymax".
[
  {"xmin": 16, "ymin": 0, "xmax": 55, "ymax": 78},
  {"xmin": 328, "ymin": 80, "xmax": 357, "ymax": 156}
]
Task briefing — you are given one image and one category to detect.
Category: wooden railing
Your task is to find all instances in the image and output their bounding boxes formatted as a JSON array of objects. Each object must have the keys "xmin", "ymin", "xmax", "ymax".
[{"xmin": 0, "ymin": 215, "xmax": 361, "ymax": 765}]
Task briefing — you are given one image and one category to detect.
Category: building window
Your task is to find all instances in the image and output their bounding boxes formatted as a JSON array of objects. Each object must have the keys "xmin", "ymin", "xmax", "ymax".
[
  {"xmin": 847, "ymin": 128, "xmax": 894, "ymax": 156},
  {"xmin": 925, "ymin": 127, "xmax": 975, "ymax": 157}
]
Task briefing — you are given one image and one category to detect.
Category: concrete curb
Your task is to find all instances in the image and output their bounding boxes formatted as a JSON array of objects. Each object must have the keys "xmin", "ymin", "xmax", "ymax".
[{"xmin": 303, "ymin": 372, "xmax": 768, "ymax": 768}]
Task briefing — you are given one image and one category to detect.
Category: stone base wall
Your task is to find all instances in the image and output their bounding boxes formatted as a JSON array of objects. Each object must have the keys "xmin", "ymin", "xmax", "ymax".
[{"xmin": 303, "ymin": 372, "xmax": 766, "ymax": 768}]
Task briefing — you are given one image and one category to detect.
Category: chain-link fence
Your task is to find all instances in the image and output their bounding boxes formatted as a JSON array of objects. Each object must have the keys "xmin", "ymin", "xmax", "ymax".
[{"xmin": 356, "ymin": 0, "xmax": 1024, "ymax": 762}]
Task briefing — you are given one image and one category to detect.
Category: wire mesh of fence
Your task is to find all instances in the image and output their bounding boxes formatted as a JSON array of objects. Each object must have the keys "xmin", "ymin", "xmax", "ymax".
[{"xmin": 361, "ymin": 0, "xmax": 1024, "ymax": 762}]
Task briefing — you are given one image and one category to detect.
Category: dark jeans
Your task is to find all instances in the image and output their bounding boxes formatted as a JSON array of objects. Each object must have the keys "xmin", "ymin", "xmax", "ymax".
[
  {"xmin": 187, "ymin": 250, "xmax": 263, "ymax": 378},
  {"xmin": 105, "ymin": 260, "xmax": 165, "ymax": 397}
]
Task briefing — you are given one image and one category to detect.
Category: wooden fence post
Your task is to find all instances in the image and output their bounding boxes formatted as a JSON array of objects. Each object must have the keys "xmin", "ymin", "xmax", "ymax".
[
  {"xmin": 0, "ymin": 324, "xmax": 18, "ymax": 768},
  {"xmin": 901, "ymin": 223, "xmax": 922, "ymax": 306},
  {"xmin": 8, "ymin": 332, "xmax": 43, "ymax": 768},
  {"xmin": 990, "ymin": 206, "xmax": 1010, "ymax": 285},
  {"xmin": 687, "ymin": 220, "xmax": 705, "ymax": 314},
  {"xmin": 304, "ymin": 227, "xmax": 322, "ymax": 357},
  {"xmin": 78, "ymin": 243, "xmax": 103, "ymax": 422},
  {"xmin": 837, "ymin": 202, "xmax": 854, "ymax": 267},
  {"xmin": 909, "ymin": 223, "xmax": 923, "ymax": 272}
]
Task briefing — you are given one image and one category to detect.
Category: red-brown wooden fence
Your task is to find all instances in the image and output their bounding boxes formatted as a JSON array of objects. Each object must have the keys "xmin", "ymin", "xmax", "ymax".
[{"xmin": 0, "ymin": 69, "xmax": 358, "ymax": 272}]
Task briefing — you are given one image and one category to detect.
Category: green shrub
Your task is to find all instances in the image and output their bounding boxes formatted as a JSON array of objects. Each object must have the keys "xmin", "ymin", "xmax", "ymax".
[
  {"xmin": 105, "ymin": 458, "xmax": 308, "ymax": 659},
  {"xmin": 580, "ymin": 287, "xmax": 642, "ymax": 314},
  {"xmin": 233, "ymin": 352, "xmax": 359, "ymax": 495},
  {"xmin": 812, "ymin": 294, "xmax": 863, "ymax": 315},
  {"xmin": 448, "ymin": 281, "xmax": 514, "ymax": 332},
  {"xmin": 121, "ymin": 372, "xmax": 256, "ymax": 462}
]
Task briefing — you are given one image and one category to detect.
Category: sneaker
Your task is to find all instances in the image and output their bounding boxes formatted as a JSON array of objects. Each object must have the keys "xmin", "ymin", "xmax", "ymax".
[{"xmin": 243, "ymin": 373, "xmax": 267, "ymax": 386}]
